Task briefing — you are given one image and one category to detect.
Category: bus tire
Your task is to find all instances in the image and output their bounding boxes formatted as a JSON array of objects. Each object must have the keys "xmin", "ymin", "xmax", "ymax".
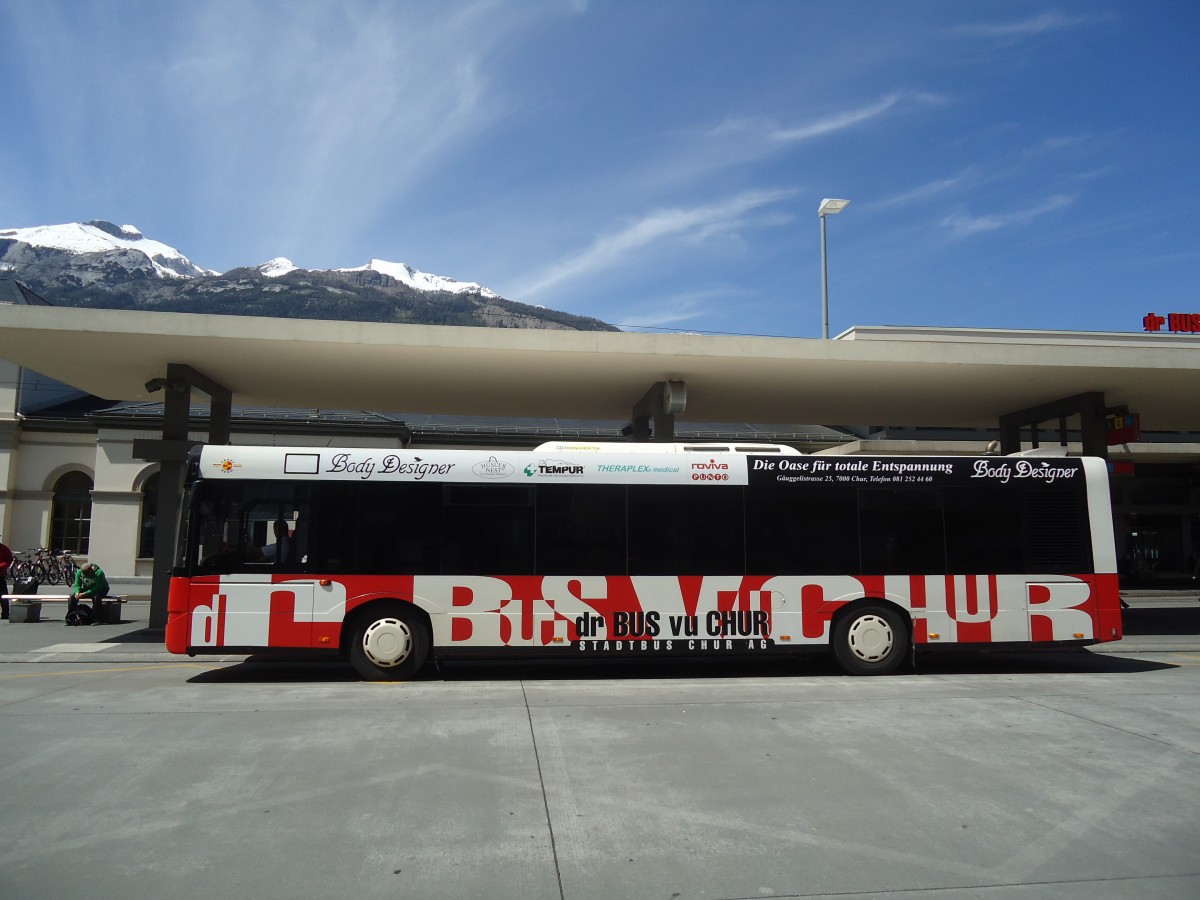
[
  {"xmin": 348, "ymin": 605, "xmax": 429, "ymax": 681},
  {"xmin": 831, "ymin": 603, "xmax": 907, "ymax": 676}
]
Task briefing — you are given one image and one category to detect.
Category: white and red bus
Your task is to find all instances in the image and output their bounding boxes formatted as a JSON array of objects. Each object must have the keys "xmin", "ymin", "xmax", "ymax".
[{"xmin": 165, "ymin": 443, "xmax": 1123, "ymax": 678}]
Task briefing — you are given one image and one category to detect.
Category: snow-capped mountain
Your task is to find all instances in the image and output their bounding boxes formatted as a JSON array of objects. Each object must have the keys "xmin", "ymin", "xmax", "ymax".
[
  {"xmin": 0, "ymin": 220, "xmax": 215, "ymax": 280},
  {"xmin": 252, "ymin": 257, "xmax": 300, "ymax": 278},
  {"xmin": 336, "ymin": 259, "xmax": 500, "ymax": 300},
  {"xmin": 0, "ymin": 220, "xmax": 614, "ymax": 331},
  {"xmin": 0, "ymin": 221, "xmax": 496, "ymax": 296}
]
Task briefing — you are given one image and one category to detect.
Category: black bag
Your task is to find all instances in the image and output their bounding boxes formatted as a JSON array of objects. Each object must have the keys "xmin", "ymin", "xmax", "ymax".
[
  {"xmin": 65, "ymin": 605, "xmax": 94, "ymax": 626},
  {"xmin": 14, "ymin": 576, "xmax": 38, "ymax": 594}
]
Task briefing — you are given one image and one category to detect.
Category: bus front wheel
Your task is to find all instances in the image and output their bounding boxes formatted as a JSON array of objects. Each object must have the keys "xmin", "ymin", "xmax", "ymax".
[
  {"xmin": 348, "ymin": 606, "xmax": 429, "ymax": 681},
  {"xmin": 831, "ymin": 604, "xmax": 908, "ymax": 676}
]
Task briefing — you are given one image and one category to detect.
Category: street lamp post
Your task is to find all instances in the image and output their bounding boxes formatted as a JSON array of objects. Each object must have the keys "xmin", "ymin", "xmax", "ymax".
[{"xmin": 818, "ymin": 198, "xmax": 850, "ymax": 339}]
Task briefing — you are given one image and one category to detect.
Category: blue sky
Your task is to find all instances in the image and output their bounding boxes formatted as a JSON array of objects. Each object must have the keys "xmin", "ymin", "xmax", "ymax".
[{"xmin": 2, "ymin": 1, "xmax": 1197, "ymax": 337}]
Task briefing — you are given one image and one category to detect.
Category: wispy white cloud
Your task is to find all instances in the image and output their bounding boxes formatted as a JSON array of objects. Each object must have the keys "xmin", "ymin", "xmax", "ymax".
[
  {"xmin": 874, "ymin": 167, "xmax": 982, "ymax": 210},
  {"xmin": 611, "ymin": 286, "xmax": 745, "ymax": 332},
  {"xmin": 709, "ymin": 91, "xmax": 946, "ymax": 149},
  {"xmin": 951, "ymin": 11, "xmax": 1111, "ymax": 40},
  {"xmin": 942, "ymin": 194, "xmax": 1074, "ymax": 237},
  {"xmin": 152, "ymin": 1, "xmax": 544, "ymax": 266},
  {"xmin": 513, "ymin": 189, "xmax": 796, "ymax": 300},
  {"xmin": 771, "ymin": 92, "xmax": 946, "ymax": 143},
  {"xmin": 1025, "ymin": 135, "xmax": 1090, "ymax": 154},
  {"xmin": 633, "ymin": 92, "xmax": 948, "ymax": 201}
]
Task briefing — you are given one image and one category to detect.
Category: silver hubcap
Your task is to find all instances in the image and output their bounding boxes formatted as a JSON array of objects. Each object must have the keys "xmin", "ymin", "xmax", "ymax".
[
  {"xmin": 362, "ymin": 617, "xmax": 415, "ymax": 668},
  {"xmin": 846, "ymin": 614, "xmax": 894, "ymax": 663}
]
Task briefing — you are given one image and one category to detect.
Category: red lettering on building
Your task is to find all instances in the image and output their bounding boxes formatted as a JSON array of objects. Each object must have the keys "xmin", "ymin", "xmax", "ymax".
[{"xmin": 1146, "ymin": 312, "xmax": 1200, "ymax": 334}]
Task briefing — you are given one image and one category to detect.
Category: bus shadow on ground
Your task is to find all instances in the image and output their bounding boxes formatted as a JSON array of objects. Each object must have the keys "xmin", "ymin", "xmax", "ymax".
[
  {"xmin": 101, "ymin": 628, "xmax": 165, "ymax": 644},
  {"xmin": 186, "ymin": 655, "xmax": 812, "ymax": 684},
  {"xmin": 913, "ymin": 649, "xmax": 1174, "ymax": 676},
  {"xmin": 186, "ymin": 647, "xmax": 1174, "ymax": 684}
]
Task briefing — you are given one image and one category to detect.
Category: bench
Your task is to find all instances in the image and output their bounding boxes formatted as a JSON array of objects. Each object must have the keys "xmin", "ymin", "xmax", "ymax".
[{"xmin": 2, "ymin": 594, "xmax": 124, "ymax": 624}]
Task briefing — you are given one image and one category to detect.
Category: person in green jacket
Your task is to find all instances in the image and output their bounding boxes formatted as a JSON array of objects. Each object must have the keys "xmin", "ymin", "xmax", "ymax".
[{"xmin": 68, "ymin": 563, "xmax": 110, "ymax": 625}]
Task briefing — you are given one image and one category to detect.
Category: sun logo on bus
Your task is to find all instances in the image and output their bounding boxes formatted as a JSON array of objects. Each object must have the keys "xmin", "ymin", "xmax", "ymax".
[{"xmin": 215, "ymin": 459, "xmax": 241, "ymax": 473}]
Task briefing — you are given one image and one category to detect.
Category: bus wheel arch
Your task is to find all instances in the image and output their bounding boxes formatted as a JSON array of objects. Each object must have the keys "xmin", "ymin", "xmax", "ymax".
[
  {"xmin": 343, "ymin": 600, "xmax": 431, "ymax": 681},
  {"xmin": 829, "ymin": 599, "xmax": 910, "ymax": 676}
]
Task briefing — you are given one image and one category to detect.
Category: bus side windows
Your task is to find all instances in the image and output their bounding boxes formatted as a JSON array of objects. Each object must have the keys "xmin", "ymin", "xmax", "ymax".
[
  {"xmin": 536, "ymin": 484, "xmax": 626, "ymax": 575},
  {"xmin": 312, "ymin": 481, "xmax": 442, "ymax": 575},
  {"xmin": 442, "ymin": 485, "xmax": 534, "ymax": 576},
  {"xmin": 859, "ymin": 489, "xmax": 946, "ymax": 576},
  {"xmin": 943, "ymin": 488, "xmax": 1023, "ymax": 573},
  {"xmin": 628, "ymin": 485, "xmax": 743, "ymax": 576},
  {"xmin": 745, "ymin": 484, "xmax": 859, "ymax": 575}
]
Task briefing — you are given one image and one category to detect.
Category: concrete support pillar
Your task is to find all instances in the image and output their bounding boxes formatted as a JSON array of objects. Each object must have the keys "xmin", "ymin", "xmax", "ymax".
[
  {"xmin": 148, "ymin": 379, "xmax": 190, "ymax": 629},
  {"xmin": 631, "ymin": 381, "xmax": 686, "ymax": 443},
  {"xmin": 133, "ymin": 363, "xmax": 232, "ymax": 630},
  {"xmin": 998, "ymin": 391, "xmax": 1109, "ymax": 459}
]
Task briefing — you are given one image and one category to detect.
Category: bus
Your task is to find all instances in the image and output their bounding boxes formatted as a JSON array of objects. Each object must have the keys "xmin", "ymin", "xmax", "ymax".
[{"xmin": 165, "ymin": 443, "xmax": 1123, "ymax": 678}]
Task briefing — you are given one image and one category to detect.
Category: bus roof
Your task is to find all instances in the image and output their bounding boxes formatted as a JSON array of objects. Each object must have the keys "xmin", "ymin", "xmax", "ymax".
[{"xmin": 534, "ymin": 441, "xmax": 803, "ymax": 455}]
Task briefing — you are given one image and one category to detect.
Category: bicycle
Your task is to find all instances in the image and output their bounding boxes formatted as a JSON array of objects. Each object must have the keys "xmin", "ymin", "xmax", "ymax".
[
  {"xmin": 58, "ymin": 551, "xmax": 80, "ymax": 585},
  {"xmin": 9, "ymin": 549, "xmax": 49, "ymax": 584},
  {"xmin": 8, "ymin": 551, "xmax": 36, "ymax": 582},
  {"xmin": 34, "ymin": 548, "xmax": 60, "ymax": 584}
]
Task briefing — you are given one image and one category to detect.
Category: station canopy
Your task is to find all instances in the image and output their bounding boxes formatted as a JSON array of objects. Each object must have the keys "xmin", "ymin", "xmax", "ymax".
[{"xmin": 4, "ymin": 305, "xmax": 1200, "ymax": 432}]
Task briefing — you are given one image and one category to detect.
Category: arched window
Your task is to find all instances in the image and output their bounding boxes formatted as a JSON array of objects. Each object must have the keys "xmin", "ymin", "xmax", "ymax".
[
  {"xmin": 139, "ymin": 472, "xmax": 160, "ymax": 558},
  {"xmin": 51, "ymin": 471, "xmax": 94, "ymax": 554}
]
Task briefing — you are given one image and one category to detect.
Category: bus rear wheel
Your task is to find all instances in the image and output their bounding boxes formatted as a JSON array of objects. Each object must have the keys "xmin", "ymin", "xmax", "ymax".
[
  {"xmin": 348, "ymin": 606, "xmax": 429, "ymax": 681},
  {"xmin": 831, "ymin": 604, "xmax": 907, "ymax": 676}
]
